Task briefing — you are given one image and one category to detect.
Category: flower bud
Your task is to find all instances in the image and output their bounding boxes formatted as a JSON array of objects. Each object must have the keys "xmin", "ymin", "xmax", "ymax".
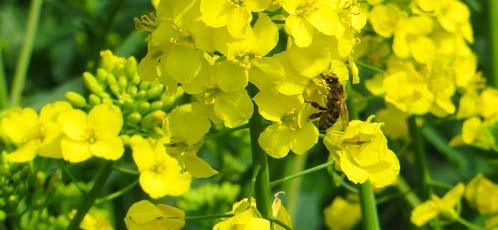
[
  {"xmin": 96, "ymin": 68, "xmax": 108, "ymax": 82},
  {"xmin": 65, "ymin": 91, "xmax": 87, "ymax": 108},
  {"xmin": 130, "ymin": 74, "xmax": 141, "ymax": 86},
  {"xmin": 138, "ymin": 102, "xmax": 150, "ymax": 114},
  {"xmin": 139, "ymin": 81, "xmax": 151, "ymax": 90},
  {"xmin": 127, "ymin": 86, "xmax": 138, "ymax": 96},
  {"xmin": 127, "ymin": 112, "xmax": 142, "ymax": 124},
  {"xmin": 83, "ymin": 72, "xmax": 104, "ymax": 94},
  {"xmin": 141, "ymin": 110, "xmax": 166, "ymax": 130},
  {"xmin": 146, "ymin": 85, "xmax": 164, "ymax": 100},
  {"xmin": 125, "ymin": 57, "xmax": 137, "ymax": 77},
  {"xmin": 150, "ymin": 101, "xmax": 164, "ymax": 111},
  {"xmin": 89, "ymin": 94, "xmax": 102, "ymax": 105},
  {"xmin": 118, "ymin": 75, "xmax": 128, "ymax": 89},
  {"xmin": 136, "ymin": 90, "xmax": 147, "ymax": 100}
]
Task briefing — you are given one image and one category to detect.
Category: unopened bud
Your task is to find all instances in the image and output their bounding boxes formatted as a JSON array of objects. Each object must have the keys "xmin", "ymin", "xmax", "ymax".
[
  {"xmin": 150, "ymin": 101, "xmax": 164, "ymax": 111},
  {"xmin": 65, "ymin": 91, "xmax": 87, "ymax": 108},
  {"xmin": 89, "ymin": 94, "xmax": 101, "ymax": 105},
  {"xmin": 125, "ymin": 57, "xmax": 137, "ymax": 77},
  {"xmin": 126, "ymin": 112, "xmax": 142, "ymax": 124},
  {"xmin": 118, "ymin": 75, "xmax": 128, "ymax": 89},
  {"xmin": 141, "ymin": 110, "xmax": 166, "ymax": 130},
  {"xmin": 96, "ymin": 69, "xmax": 108, "ymax": 82},
  {"xmin": 83, "ymin": 72, "xmax": 104, "ymax": 94},
  {"xmin": 138, "ymin": 102, "xmax": 150, "ymax": 114},
  {"xmin": 146, "ymin": 85, "xmax": 164, "ymax": 100},
  {"xmin": 127, "ymin": 86, "xmax": 138, "ymax": 96}
]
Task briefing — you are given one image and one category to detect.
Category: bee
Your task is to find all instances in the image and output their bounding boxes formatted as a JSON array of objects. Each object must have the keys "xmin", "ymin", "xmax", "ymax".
[{"xmin": 308, "ymin": 74, "xmax": 349, "ymax": 131}]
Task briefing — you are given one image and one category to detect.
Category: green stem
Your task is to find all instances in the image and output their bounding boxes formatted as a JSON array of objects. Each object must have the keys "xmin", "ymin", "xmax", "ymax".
[
  {"xmin": 67, "ymin": 161, "xmax": 113, "ymax": 230},
  {"xmin": 58, "ymin": 161, "xmax": 86, "ymax": 194},
  {"xmin": 248, "ymin": 165, "xmax": 261, "ymax": 205},
  {"xmin": 0, "ymin": 44, "xmax": 7, "ymax": 109},
  {"xmin": 428, "ymin": 180, "xmax": 453, "ymax": 190},
  {"xmin": 270, "ymin": 161, "xmax": 334, "ymax": 187},
  {"xmin": 394, "ymin": 177, "xmax": 421, "ymax": 208},
  {"xmin": 347, "ymin": 80, "xmax": 380, "ymax": 230},
  {"xmin": 421, "ymin": 126, "xmax": 467, "ymax": 170},
  {"xmin": 112, "ymin": 165, "xmax": 139, "ymax": 175},
  {"xmin": 341, "ymin": 179, "xmax": 359, "ymax": 194},
  {"xmin": 282, "ymin": 155, "xmax": 307, "ymax": 217},
  {"xmin": 358, "ymin": 181, "xmax": 380, "ymax": 230},
  {"xmin": 491, "ymin": 0, "xmax": 498, "ymax": 88},
  {"xmin": 357, "ymin": 61, "xmax": 385, "ymax": 74},
  {"xmin": 407, "ymin": 116, "xmax": 432, "ymax": 200},
  {"xmin": 9, "ymin": 0, "xmax": 43, "ymax": 106},
  {"xmin": 248, "ymin": 84, "xmax": 273, "ymax": 219},
  {"xmin": 268, "ymin": 217, "xmax": 293, "ymax": 230},
  {"xmin": 455, "ymin": 217, "xmax": 484, "ymax": 230},
  {"xmin": 95, "ymin": 179, "xmax": 139, "ymax": 204}
]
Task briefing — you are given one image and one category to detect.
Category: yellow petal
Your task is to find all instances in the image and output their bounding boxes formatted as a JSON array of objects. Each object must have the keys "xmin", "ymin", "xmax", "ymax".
[
  {"xmin": 306, "ymin": 3, "xmax": 341, "ymax": 36},
  {"xmin": 61, "ymin": 138, "xmax": 92, "ymax": 163},
  {"xmin": 289, "ymin": 122, "xmax": 318, "ymax": 155},
  {"xmin": 183, "ymin": 153, "xmax": 218, "ymax": 178},
  {"xmin": 215, "ymin": 61, "xmax": 248, "ymax": 92},
  {"xmin": 58, "ymin": 109, "xmax": 89, "ymax": 141},
  {"xmin": 163, "ymin": 45, "xmax": 202, "ymax": 84},
  {"xmin": 90, "ymin": 137, "xmax": 124, "ymax": 160},
  {"xmin": 1, "ymin": 108, "xmax": 39, "ymax": 145},
  {"xmin": 410, "ymin": 200, "xmax": 440, "ymax": 227},
  {"xmin": 5, "ymin": 139, "xmax": 40, "ymax": 162},
  {"xmin": 227, "ymin": 7, "xmax": 252, "ymax": 38},
  {"xmin": 258, "ymin": 124, "xmax": 291, "ymax": 158},
  {"xmin": 285, "ymin": 15, "xmax": 314, "ymax": 47},
  {"xmin": 88, "ymin": 104, "xmax": 123, "ymax": 139},
  {"xmin": 214, "ymin": 92, "xmax": 253, "ymax": 128}
]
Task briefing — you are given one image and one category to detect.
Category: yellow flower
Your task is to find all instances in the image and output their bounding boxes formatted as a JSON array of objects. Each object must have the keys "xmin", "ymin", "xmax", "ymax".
[
  {"xmin": 324, "ymin": 116, "xmax": 400, "ymax": 188},
  {"xmin": 125, "ymin": 200, "xmax": 185, "ymax": 230},
  {"xmin": 200, "ymin": 0, "xmax": 271, "ymax": 38},
  {"xmin": 213, "ymin": 199, "xmax": 270, "ymax": 230},
  {"xmin": 460, "ymin": 117, "xmax": 495, "ymax": 150},
  {"xmin": 272, "ymin": 197, "xmax": 293, "ymax": 230},
  {"xmin": 375, "ymin": 106, "xmax": 408, "ymax": 140},
  {"xmin": 282, "ymin": 0, "xmax": 344, "ymax": 47},
  {"xmin": 1, "ymin": 101, "xmax": 72, "ymax": 162},
  {"xmin": 410, "ymin": 183, "xmax": 465, "ymax": 227},
  {"xmin": 130, "ymin": 136, "xmax": 192, "ymax": 198},
  {"xmin": 163, "ymin": 103, "xmax": 218, "ymax": 178},
  {"xmin": 436, "ymin": 0, "xmax": 473, "ymax": 43},
  {"xmin": 392, "ymin": 16, "xmax": 435, "ymax": 64},
  {"xmin": 254, "ymin": 91, "xmax": 318, "ymax": 158},
  {"xmin": 79, "ymin": 210, "xmax": 113, "ymax": 230},
  {"xmin": 465, "ymin": 174, "xmax": 498, "ymax": 215},
  {"xmin": 383, "ymin": 62, "xmax": 434, "ymax": 115},
  {"xmin": 479, "ymin": 88, "xmax": 498, "ymax": 122},
  {"xmin": 369, "ymin": 3, "xmax": 405, "ymax": 38},
  {"xmin": 58, "ymin": 103, "xmax": 124, "ymax": 163},
  {"xmin": 323, "ymin": 196, "xmax": 361, "ymax": 230}
]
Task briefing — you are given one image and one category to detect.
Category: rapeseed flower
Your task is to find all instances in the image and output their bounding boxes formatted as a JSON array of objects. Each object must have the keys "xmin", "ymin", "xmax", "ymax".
[{"xmin": 125, "ymin": 200, "xmax": 185, "ymax": 230}]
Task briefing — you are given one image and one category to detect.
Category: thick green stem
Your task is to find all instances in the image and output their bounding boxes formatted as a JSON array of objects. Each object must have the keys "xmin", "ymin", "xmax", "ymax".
[
  {"xmin": 67, "ymin": 161, "xmax": 113, "ymax": 230},
  {"xmin": 270, "ymin": 161, "xmax": 334, "ymax": 187},
  {"xmin": 407, "ymin": 117, "xmax": 432, "ymax": 200},
  {"xmin": 248, "ymin": 85, "xmax": 273, "ymax": 219},
  {"xmin": 359, "ymin": 181, "xmax": 380, "ymax": 230},
  {"xmin": 0, "ymin": 45, "xmax": 7, "ymax": 109},
  {"xmin": 491, "ymin": 0, "xmax": 498, "ymax": 88},
  {"xmin": 346, "ymin": 81, "xmax": 380, "ymax": 230},
  {"xmin": 9, "ymin": 0, "xmax": 43, "ymax": 106},
  {"xmin": 282, "ymin": 156, "xmax": 306, "ymax": 217}
]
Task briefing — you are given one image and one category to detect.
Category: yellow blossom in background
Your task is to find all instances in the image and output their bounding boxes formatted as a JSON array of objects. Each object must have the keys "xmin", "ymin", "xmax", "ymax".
[
  {"xmin": 410, "ymin": 183, "xmax": 465, "ymax": 227},
  {"xmin": 375, "ymin": 106, "xmax": 408, "ymax": 140},
  {"xmin": 79, "ymin": 210, "xmax": 114, "ymax": 230},
  {"xmin": 324, "ymin": 116, "xmax": 400, "ymax": 188},
  {"xmin": 58, "ymin": 103, "xmax": 124, "ymax": 163},
  {"xmin": 125, "ymin": 200, "xmax": 185, "ymax": 230},
  {"xmin": 369, "ymin": 3, "xmax": 405, "ymax": 38},
  {"xmin": 465, "ymin": 174, "xmax": 498, "ymax": 215},
  {"xmin": 323, "ymin": 196, "xmax": 361, "ymax": 230},
  {"xmin": 213, "ymin": 199, "xmax": 270, "ymax": 230},
  {"xmin": 479, "ymin": 88, "xmax": 498, "ymax": 122},
  {"xmin": 130, "ymin": 136, "xmax": 192, "ymax": 198}
]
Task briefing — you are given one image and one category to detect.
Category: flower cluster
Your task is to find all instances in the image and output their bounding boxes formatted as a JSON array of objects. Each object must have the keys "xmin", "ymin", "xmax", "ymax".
[
  {"xmin": 360, "ymin": 0, "xmax": 477, "ymax": 117},
  {"xmin": 135, "ymin": 0, "xmax": 369, "ymax": 161}
]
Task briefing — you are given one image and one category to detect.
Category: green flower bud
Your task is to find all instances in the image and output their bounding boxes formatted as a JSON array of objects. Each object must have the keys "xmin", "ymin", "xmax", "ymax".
[
  {"xmin": 125, "ymin": 57, "xmax": 137, "ymax": 77},
  {"xmin": 7, "ymin": 195, "xmax": 18, "ymax": 206},
  {"xmin": 65, "ymin": 91, "xmax": 87, "ymax": 108},
  {"xmin": 150, "ymin": 101, "xmax": 164, "ymax": 111},
  {"xmin": 126, "ymin": 112, "xmax": 142, "ymax": 124},
  {"xmin": 106, "ymin": 73, "xmax": 118, "ymax": 87},
  {"xmin": 89, "ymin": 94, "xmax": 102, "ymax": 105},
  {"xmin": 118, "ymin": 75, "xmax": 128, "ymax": 89},
  {"xmin": 136, "ymin": 90, "xmax": 147, "ymax": 100},
  {"xmin": 139, "ymin": 81, "xmax": 150, "ymax": 90},
  {"xmin": 96, "ymin": 68, "xmax": 108, "ymax": 82},
  {"xmin": 146, "ymin": 85, "xmax": 164, "ymax": 100},
  {"xmin": 83, "ymin": 72, "xmax": 104, "ymax": 94},
  {"xmin": 127, "ymin": 86, "xmax": 138, "ymax": 96},
  {"xmin": 141, "ymin": 110, "xmax": 166, "ymax": 130},
  {"xmin": 109, "ymin": 84, "xmax": 120, "ymax": 96},
  {"xmin": 130, "ymin": 74, "xmax": 141, "ymax": 85},
  {"xmin": 138, "ymin": 101, "xmax": 150, "ymax": 114}
]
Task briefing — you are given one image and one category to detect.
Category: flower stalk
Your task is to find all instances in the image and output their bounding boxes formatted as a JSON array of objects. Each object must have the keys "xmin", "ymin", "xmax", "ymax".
[
  {"xmin": 346, "ymin": 81, "xmax": 380, "ymax": 230},
  {"xmin": 490, "ymin": 0, "xmax": 498, "ymax": 88},
  {"xmin": 0, "ymin": 44, "xmax": 7, "ymax": 109},
  {"xmin": 9, "ymin": 0, "xmax": 43, "ymax": 106},
  {"xmin": 248, "ymin": 84, "xmax": 273, "ymax": 219},
  {"xmin": 407, "ymin": 116, "xmax": 432, "ymax": 200},
  {"xmin": 67, "ymin": 161, "xmax": 114, "ymax": 230}
]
